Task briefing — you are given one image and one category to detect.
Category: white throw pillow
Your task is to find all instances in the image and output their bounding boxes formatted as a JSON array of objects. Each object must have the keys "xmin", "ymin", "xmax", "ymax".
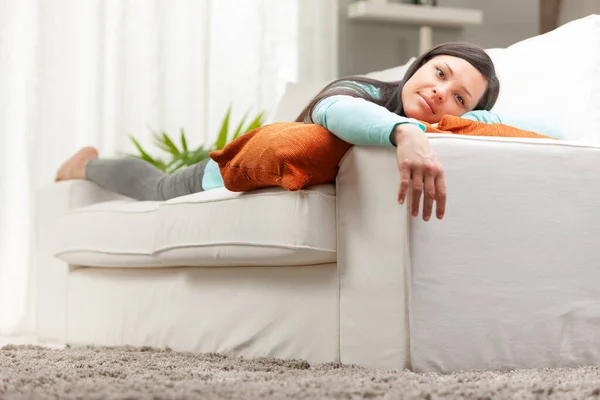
[{"xmin": 487, "ymin": 15, "xmax": 600, "ymax": 143}]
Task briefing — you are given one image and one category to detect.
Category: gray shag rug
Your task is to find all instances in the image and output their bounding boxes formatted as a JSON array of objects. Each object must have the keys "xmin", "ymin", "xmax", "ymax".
[{"xmin": 1, "ymin": 345, "xmax": 600, "ymax": 399}]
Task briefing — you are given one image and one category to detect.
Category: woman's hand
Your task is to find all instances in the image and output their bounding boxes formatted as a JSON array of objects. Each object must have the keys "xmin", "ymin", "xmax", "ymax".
[{"xmin": 394, "ymin": 124, "xmax": 446, "ymax": 221}]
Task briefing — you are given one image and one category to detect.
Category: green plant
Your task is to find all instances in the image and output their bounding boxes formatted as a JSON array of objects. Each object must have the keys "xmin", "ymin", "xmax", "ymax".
[{"xmin": 126, "ymin": 107, "xmax": 265, "ymax": 174}]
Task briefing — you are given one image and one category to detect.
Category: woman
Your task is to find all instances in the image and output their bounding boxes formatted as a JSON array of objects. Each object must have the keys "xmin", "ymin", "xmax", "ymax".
[{"xmin": 56, "ymin": 42, "xmax": 500, "ymax": 222}]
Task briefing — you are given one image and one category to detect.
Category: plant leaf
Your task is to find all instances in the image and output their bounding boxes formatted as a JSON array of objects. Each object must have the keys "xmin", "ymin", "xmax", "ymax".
[
  {"xmin": 130, "ymin": 136, "xmax": 157, "ymax": 164},
  {"xmin": 168, "ymin": 159, "xmax": 187, "ymax": 173},
  {"xmin": 180, "ymin": 128, "xmax": 188, "ymax": 153},
  {"xmin": 153, "ymin": 133, "xmax": 173, "ymax": 154},
  {"xmin": 242, "ymin": 112, "xmax": 264, "ymax": 136},
  {"xmin": 146, "ymin": 124, "xmax": 166, "ymax": 150},
  {"xmin": 161, "ymin": 132, "xmax": 180, "ymax": 155},
  {"xmin": 129, "ymin": 136, "xmax": 169, "ymax": 172},
  {"xmin": 215, "ymin": 106, "xmax": 231, "ymax": 150},
  {"xmin": 165, "ymin": 157, "xmax": 181, "ymax": 170},
  {"xmin": 232, "ymin": 110, "xmax": 249, "ymax": 141},
  {"xmin": 154, "ymin": 160, "xmax": 169, "ymax": 173},
  {"xmin": 185, "ymin": 147, "xmax": 211, "ymax": 165}
]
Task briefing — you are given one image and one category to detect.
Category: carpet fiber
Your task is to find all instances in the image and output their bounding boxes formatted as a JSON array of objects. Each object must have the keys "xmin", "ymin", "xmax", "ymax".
[{"xmin": 2, "ymin": 345, "xmax": 600, "ymax": 399}]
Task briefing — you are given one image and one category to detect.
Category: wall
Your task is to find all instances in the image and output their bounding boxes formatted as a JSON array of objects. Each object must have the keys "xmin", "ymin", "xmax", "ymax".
[
  {"xmin": 337, "ymin": 0, "xmax": 540, "ymax": 76},
  {"xmin": 558, "ymin": 0, "xmax": 600, "ymax": 25}
]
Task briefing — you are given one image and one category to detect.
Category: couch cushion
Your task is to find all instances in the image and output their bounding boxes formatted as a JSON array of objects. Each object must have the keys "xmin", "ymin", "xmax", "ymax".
[
  {"xmin": 55, "ymin": 184, "xmax": 336, "ymax": 268},
  {"xmin": 56, "ymin": 200, "xmax": 163, "ymax": 267},
  {"xmin": 155, "ymin": 184, "xmax": 336, "ymax": 267}
]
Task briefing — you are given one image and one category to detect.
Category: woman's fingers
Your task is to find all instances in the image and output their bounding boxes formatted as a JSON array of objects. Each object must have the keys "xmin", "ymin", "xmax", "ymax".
[
  {"xmin": 410, "ymin": 168, "xmax": 423, "ymax": 217},
  {"xmin": 435, "ymin": 171, "xmax": 447, "ymax": 220},
  {"xmin": 422, "ymin": 165, "xmax": 436, "ymax": 221},
  {"xmin": 401, "ymin": 161, "xmax": 445, "ymax": 222},
  {"xmin": 397, "ymin": 160, "xmax": 411, "ymax": 205},
  {"xmin": 393, "ymin": 124, "xmax": 446, "ymax": 220}
]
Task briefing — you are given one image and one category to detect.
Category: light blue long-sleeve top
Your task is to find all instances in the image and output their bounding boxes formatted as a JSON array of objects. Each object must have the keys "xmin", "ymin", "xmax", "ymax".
[{"xmin": 201, "ymin": 81, "xmax": 564, "ymax": 191}]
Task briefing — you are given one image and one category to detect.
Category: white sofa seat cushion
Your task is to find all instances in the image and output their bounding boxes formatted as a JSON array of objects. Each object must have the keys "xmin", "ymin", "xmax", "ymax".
[
  {"xmin": 56, "ymin": 200, "xmax": 163, "ymax": 267},
  {"xmin": 155, "ymin": 185, "xmax": 336, "ymax": 266},
  {"xmin": 55, "ymin": 184, "xmax": 336, "ymax": 268}
]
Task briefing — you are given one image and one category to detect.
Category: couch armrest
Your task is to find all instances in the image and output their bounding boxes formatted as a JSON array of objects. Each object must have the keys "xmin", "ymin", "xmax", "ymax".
[
  {"xmin": 409, "ymin": 135, "xmax": 600, "ymax": 373},
  {"xmin": 336, "ymin": 146, "xmax": 411, "ymax": 370},
  {"xmin": 35, "ymin": 180, "xmax": 130, "ymax": 343}
]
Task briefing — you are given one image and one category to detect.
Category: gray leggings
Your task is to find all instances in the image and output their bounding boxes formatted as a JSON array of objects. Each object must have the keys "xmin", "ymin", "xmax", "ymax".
[{"xmin": 85, "ymin": 158, "xmax": 210, "ymax": 201}]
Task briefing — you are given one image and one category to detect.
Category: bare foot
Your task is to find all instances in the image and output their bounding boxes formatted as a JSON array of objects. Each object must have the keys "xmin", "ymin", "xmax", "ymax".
[{"xmin": 55, "ymin": 147, "xmax": 99, "ymax": 182}]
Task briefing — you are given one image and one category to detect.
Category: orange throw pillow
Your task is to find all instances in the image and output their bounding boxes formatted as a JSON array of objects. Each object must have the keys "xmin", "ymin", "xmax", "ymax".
[
  {"xmin": 422, "ymin": 115, "xmax": 553, "ymax": 139},
  {"xmin": 209, "ymin": 122, "xmax": 352, "ymax": 192}
]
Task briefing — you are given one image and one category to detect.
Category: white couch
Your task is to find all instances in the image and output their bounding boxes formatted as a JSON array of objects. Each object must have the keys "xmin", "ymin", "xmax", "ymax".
[{"xmin": 36, "ymin": 16, "xmax": 600, "ymax": 373}]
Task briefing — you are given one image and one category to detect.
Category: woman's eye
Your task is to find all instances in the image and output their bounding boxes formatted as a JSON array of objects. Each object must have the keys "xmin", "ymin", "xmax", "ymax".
[{"xmin": 436, "ymin": 68, "xmax": 444, "ymax": 78}]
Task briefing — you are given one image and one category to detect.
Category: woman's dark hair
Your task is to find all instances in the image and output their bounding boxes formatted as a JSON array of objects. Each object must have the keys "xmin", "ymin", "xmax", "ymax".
[{"xmin": 295, "ymin": 41, "xmax": 500, "ymax": 123}]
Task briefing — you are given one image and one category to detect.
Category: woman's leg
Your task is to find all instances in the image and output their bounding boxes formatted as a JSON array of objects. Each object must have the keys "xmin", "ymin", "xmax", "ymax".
[{"xmin": 55, "ymin": 147, "xmax": 209, "ymax": 201}]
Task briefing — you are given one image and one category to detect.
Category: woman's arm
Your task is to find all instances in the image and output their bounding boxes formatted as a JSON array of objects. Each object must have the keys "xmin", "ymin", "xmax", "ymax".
[
  {"xmin": 307, "ymin": 85, "xmax": 445, "ymax": 221},
  {"xmin": 310, "ymin": 95, "xmax": 426, "ymax": 146},
  {"xmin": 311, "ymin": 93, "xmax": 445, "ymax": 221}
]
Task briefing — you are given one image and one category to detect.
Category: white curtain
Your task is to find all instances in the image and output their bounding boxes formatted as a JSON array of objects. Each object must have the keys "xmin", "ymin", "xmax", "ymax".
[
  {"xmin": 0, "ymin": 0, "xmax": 309, "ymax": 336},
  {"xmin": 298, "ymin": 0, "xmax": 339, "ymax": 84}
]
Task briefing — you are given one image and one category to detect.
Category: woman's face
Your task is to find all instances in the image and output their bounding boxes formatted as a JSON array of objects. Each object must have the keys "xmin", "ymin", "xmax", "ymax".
[{"xmin": 401, "ymin": 55, "xmax": 488, "ymax": 123}]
